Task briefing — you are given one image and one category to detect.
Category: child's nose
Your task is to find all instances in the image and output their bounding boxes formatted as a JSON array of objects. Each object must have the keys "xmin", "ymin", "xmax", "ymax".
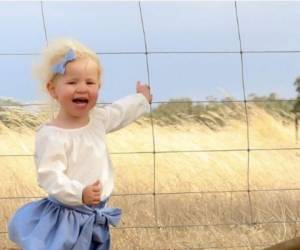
[{"xmin": 76, "ymin": 81, "xmax": 88, "ymax": 92}]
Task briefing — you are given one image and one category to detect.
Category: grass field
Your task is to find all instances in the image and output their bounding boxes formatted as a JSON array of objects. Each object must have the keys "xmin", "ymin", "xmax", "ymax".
[{"xmin": 1, "ymin": 98, "xmax": 300, "ymax": 249}]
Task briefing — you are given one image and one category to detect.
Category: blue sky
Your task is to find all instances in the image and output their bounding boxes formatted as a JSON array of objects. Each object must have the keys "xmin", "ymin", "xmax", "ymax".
[{"xmin": 1, "ymin": 1, "xmax": 300, "ymax": 104}]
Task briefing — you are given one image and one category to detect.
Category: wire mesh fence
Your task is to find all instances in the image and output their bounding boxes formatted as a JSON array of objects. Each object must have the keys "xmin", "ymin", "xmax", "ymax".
[{"xmin": 1, "ymin": 1, "xmax": 300, "ymax": 249}]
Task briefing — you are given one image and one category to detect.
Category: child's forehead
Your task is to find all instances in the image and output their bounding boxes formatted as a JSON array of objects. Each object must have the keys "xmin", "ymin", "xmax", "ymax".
[{"xmin": 64, "ymin": 57, "xmax": 99, "ymax": 76}]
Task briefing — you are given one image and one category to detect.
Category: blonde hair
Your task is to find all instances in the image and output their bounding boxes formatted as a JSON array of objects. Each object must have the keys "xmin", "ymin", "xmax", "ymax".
[{"xmin": 33, "ymin": 37, "xmax": 103, "ymax": 92}]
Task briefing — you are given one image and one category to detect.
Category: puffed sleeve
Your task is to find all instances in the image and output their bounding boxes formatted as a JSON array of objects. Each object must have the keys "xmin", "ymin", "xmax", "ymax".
[
  {"xmin": 103, "ymin": 93, "xmax": 151, "ymax": 133},
  {"xmin": 34, "ymin": 131, "xmax": 85, "ymax": 206}
]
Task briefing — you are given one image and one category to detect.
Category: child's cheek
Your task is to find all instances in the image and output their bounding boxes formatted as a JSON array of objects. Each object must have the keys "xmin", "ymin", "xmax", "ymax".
[{"xmin": 91, "ymin": 91, "xmax": 99, "ymax": 104}]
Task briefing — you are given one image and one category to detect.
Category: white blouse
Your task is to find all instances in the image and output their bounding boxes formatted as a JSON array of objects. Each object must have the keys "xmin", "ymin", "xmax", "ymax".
[{"xmin": 34, "ymin": 93, "xmax": 151, "ymax": 206}]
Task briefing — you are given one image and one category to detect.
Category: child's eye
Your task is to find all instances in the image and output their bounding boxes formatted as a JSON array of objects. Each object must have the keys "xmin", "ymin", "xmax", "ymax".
[
  {"xmin": 87, "ymin": 81, "xmax": 96, "ymax": 85},
  {"xmin": 67, "ymin": 81, "xmax": 76, "ymax": 85}
]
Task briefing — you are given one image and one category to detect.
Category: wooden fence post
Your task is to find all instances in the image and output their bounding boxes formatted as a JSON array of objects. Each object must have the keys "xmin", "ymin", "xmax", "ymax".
[{"xmin": 264, "ymin": 237, "xmax": 300, "ymax": 250}]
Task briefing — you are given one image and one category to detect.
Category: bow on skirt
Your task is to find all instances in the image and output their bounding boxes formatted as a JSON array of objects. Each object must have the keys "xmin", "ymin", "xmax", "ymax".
[{"xmin": 8, "ymin": 196, "xmax": 122, "ymax": 250}]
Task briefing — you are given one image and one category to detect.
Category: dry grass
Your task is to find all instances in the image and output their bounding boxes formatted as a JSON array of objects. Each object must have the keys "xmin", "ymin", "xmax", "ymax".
[{"xmin": 0, "ymin": 100, "xmax": 299, "ymax": 249}]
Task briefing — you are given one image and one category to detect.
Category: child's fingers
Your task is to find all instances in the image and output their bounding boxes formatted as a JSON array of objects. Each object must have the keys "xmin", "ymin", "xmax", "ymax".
[
  {"xmin": 93, "ymin": 190, "xmax": 101, "ymax": 196},
  {"xmin": 90, "ymin": 180, "xmax": 101, "ymax": 192},
  {"xmin": 93, "ymin": 194, "xmax": 101, "ymax": 202},
  {"xmin": 92, "ymin": 186, "xmax": 101, "ymax": 192},
  {"xmin": 92, "ymin": 180, "xmax": 101, "ymax": 187},
  {"xmin": 93, "ymin": 196, "xmax": 100, "ymax": 201},
  {"xmin": 92, "ymin": 180, "xmax": 100, "ymax": 185}
]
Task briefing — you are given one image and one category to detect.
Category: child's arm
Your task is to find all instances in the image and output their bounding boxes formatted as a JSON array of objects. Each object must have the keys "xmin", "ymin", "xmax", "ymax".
[
  {"xmin": 102, "ymin": 81, "xmax": 152, "ymax": 133},
  {"xmin": 35, "ymin": 133, "xmax": 85, "ymax": 206}
]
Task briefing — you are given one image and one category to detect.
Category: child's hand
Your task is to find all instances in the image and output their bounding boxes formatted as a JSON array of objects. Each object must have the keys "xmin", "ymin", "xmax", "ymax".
[
  {"xmin": 136, "ymin": 81, "xmax": 153, "ymax": 104},
  {"xmin": 82, "ymin": 180, "xmax": 102, "ymax": 205}
]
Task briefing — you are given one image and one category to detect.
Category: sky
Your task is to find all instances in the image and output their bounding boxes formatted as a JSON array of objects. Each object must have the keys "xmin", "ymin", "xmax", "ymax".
[{"xmin": 1, "ymin": 1, "xmax": 300, "ymax": 104}]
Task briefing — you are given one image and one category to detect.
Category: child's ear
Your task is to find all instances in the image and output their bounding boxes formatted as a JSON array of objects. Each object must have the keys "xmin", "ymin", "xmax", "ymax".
[{"xmin": 46, "ymin": 81, "xmax": 57, "ymax": 99}]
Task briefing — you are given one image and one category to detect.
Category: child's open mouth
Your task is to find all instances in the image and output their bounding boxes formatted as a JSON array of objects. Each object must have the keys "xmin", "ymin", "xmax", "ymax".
[{"xmin": 72, "ymin": 97, "xmax": 89, "ymax": 107}]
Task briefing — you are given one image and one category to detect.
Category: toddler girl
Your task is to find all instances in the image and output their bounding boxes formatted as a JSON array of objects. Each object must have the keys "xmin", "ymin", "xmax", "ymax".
[{"xmin": 8, "ymin": 38, "xmax": 152, "ymax": 250}]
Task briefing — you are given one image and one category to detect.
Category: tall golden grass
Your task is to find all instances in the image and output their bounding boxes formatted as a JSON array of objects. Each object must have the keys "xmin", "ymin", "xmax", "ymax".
[{"xmin": 1, "ymin": 99, "xmax": 300, "ymax": 249}]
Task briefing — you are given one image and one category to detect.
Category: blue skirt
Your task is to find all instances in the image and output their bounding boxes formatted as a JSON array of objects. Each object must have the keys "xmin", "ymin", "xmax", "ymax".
[{"xmin": 8, "ymin": 196, "xmax": 122, "ymax": 250}]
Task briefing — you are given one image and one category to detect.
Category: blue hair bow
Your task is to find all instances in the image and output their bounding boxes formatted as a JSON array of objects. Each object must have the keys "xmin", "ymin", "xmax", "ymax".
[{"xmin": 52, "ymin": 49, "xmax": 76, "ymax": 75}]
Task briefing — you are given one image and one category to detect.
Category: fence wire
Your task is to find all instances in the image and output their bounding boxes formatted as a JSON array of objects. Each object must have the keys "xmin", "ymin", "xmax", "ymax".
[{"xmin": 1, "ymin": 1, "xmax": 300, "ymax": 249}]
